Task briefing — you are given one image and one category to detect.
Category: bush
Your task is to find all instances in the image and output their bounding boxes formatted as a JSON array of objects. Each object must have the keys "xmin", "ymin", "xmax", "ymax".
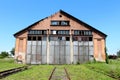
[
  {"xmin": 108, "ymin": 55, "xmax": 118, "ymax": 59},
  {"xmin": 0, "ymin": 51, "xmax": 9, "ymax": 59}
]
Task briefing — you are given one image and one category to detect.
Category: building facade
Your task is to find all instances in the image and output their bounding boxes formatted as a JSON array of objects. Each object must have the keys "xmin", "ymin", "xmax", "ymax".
[{"xmin": 14, "ymin": 10, "xmax": 107, "ymax": 64}]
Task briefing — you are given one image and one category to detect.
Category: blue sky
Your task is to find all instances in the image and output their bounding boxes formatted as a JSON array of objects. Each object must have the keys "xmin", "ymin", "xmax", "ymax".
[{"xmin": 0, "ymin": 0, "xmax": 120, "ymax": 55}]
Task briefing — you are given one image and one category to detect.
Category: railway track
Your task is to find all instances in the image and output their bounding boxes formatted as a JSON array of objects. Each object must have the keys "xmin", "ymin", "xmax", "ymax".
[
  {"xmin": 0, "ymin": 66, "xmax": 28, "ymax": 79},
  {"xmin": 49, "ymin": 67, "xmax": 71, "ymax": 80}
]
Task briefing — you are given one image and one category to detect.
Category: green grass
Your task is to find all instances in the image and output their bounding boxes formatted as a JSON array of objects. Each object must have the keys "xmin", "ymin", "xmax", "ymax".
[
  {"xmin": 65, "ymin": 65, "xmax": 115, "ymax": 80},
  {"xmin": 0, "ymin": 59, "xmax": 120, "ymax": 80},
  {"xmin": 2, "ymin": 65, "xmax": 54, "ymax": 80},
  {"xmin": 0, "ymin": 58, "xmax": 24, "ymax": 72},
  {"xmin": 85, "ymin": 59, "xmax": 120, "ymax": 79}
]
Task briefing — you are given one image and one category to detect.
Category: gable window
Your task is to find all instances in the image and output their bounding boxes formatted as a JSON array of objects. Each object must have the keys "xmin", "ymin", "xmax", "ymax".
[
  {"xmin": 61, "ymin": 21, "xmax": 69, "ymax": 26},
  {"xmin": 51, "ymin": 20, "xmax": 69, "ymax": 26},
  {"xmin": 51, "ymin": 21, "xmax": 59, "ymax": 25}
]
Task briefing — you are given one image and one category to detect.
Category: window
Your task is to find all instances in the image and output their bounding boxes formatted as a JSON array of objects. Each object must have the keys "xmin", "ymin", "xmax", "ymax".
[
  {"xmin": 28, "ymin": 36, "xmax": 32, "ymax": 40},
  {"xmin": 51, "ymin": 30, "xmax": 69, "ymax": 35},
  {"xmin": 28, "ymin": 30, "xmax": 47, "ymax": 35},
  {"xmin": 81, "ymin": 37, "xmax": 88, "ymax": 41},
  {"xmin": 74, "ymin": 31, "xmax": 79, "ymax": 35},
  {"xmin": 51, "ymin": 20, "xmax": 69, "ymax": 26},
  {"xmin": 51, "ymin": 21, "xmax": 59, "ymax": 25},
  {"xmin": 61, "ymin": 21, "xmax": 69, "ymax": 26},
  {"xmin": 89, "ymin": 37, "xmax": 93, "ymax": 41},
  {"xmin": 52, "ymin": 30, "xmax": 57, "ymax": 34},
  {"xmin": 73, "ymin": 37, "xmax": 78, "ymax": 41},
  {"xmin": 50, "ymin": 36, "xmax": 55, "ymax": 41},
  {"xmin": 73, "ymin": 36, "xmax": 93, "ymax": 41},
  {"xmin": 66, "ymin": 37, "xmax": 70, "ymax": 41},
  {"xmin": 74, "ymin": 30, "xmax": 92, "ymax": 36},
  {"xmin": 58, "ymin": 37, "xmax": 62, "ymax": 40},
  {"xmin": 33, "ymin": 36, "xmax": 36, "ymax": 41},
  {"xmin": 58, "ymin": 37, "xmax": 66, "ymax": 40},
  {"xmin": 49, "ymin": 36, "xmax": 70, "ymax": 41},
  {"xmin": 38, "ymin": 36, "xmax": 41, "ymax": 40},
  {"xmin": 42, "ymin": 37, "xmax": 46, "ymax": 41}
]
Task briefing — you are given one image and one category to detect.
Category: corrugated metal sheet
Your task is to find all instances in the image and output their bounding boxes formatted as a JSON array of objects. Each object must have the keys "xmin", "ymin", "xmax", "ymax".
[
  {"xmin": 49, "ymin": 39, "xmax": 70, "ymax": 64},
  {"xmin": 73, "ymin": 41, "xmax": 93, "ymax": 64},
  {"xmin": 26, "ymin": 36, "xmax": 93, "ymax": 64},
  {"xmin": 26, "ymin": 36, "xmax": 47, "ymax": 64}
]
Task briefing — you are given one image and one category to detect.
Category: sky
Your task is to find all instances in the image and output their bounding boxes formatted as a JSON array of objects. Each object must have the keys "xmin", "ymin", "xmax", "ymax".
[{"xmin": 0, "ymin": 0, "xmax": 120, "ymax": 55}]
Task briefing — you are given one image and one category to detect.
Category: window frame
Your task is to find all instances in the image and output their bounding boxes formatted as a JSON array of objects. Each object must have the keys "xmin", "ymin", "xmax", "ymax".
[
  {"xmin": 51, "ymin": 20, "xmax": 70, "ymax": 26},
  {"xmin": 74, "ymin": 30, "xmax": 92, "ymax": 36},
  {"xmin": 28, "ymin": 30, "xmax": 47, "ymax": 35},
  {"xmin": 51, "ymin": 30, "xmax": 70, "ymax": 35}
]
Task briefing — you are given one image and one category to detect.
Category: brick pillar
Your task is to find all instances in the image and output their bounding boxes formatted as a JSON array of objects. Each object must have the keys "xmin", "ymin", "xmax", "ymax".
[
  {"xmin": 22, "ymin": 38, "xmax": 27, "ymax": 63},
  {"xmin": 93, "ymin": 39, "xmax": 98, "ymax": 60},
  {"xmin": 15, "ymin": 38, "xmax": 19, "ymax": 59},
  {"xmin": 101, "ymin": 39, "xmax": 105, "ymax": 61}
]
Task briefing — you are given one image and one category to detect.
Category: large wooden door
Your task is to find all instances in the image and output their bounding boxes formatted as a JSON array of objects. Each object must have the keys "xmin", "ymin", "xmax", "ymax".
[
  {"xmin": 49, "ymin": 36, "xmax": 70, "ymax": 64},
  {"xmin": 26, "ymin": 36, "xmax": 47, "ymax": 64},
  {"xmin": 73, "ymin": 36, "xmax": 93, "ymax": 64}
]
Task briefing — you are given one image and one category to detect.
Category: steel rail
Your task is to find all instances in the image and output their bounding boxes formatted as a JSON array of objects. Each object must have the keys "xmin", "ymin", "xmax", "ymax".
[
  {"xmin": 0, "ymin": 66, "xmax": 28, "ymax": 79},
  {"xmin": 48, "ymin": 67, "xmax": 56, "ymax": 80},
  {"xmin": 64, "ymin": 67, "xmax": 71, "ymax": 80}
]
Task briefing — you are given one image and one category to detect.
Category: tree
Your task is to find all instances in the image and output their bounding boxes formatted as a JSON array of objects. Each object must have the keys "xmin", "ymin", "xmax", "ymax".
[
  {"xmin": 105, "ymin": 47, "xmax": 109, "ymax": 64},
  {"xmin": 10, "ymin": 48, "xmax": 15, "ymax": 56},
  {"xmin": 117, "ymin": 50, "xmax": 120, "ymax": 58},
  {"xmin": 0, "ymin": 51, "xmax": 9, "ymax": 58}
]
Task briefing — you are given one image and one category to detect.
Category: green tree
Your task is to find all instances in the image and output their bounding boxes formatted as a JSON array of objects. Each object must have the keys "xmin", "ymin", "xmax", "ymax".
[
  {"xmin": 105, "ymin": 47, "xmax": 109, "ymax": 64},
  {"xmin": 0, "ymin": 51, "xmax": 9, "ymax": 58},
  {"xmin": 10, "ymin": 48, "xmax": 15, "ymax": 56},
  {"xmin": 117, "ymin": 50, "xmax": 120, "ymax": 58}
]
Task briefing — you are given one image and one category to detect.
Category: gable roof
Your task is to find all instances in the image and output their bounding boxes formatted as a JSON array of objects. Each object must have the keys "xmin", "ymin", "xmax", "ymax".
[{"xmin": 14, "ymin": 10, "xmax": 107, "ymax": 37}]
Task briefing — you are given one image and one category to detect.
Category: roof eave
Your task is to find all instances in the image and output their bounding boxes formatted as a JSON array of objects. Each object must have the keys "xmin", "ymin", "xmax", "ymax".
[
  {"xmin": 14, "ymin": 17, "xmax": 48, "ymax": 37},
  {"xmin": 59, "ymin": 10, "xmax": 107, "ymax": 38}
]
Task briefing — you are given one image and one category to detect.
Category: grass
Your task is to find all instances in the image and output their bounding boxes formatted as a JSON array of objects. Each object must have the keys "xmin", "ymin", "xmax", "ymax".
[
  {"xmin": 2, "ymin": 65, "xmax": 54, "ymax": 80},
  {"xmin": 65, "ymin": 65, "xmax": 115, "ymax": 80},
  {"xmin": 0, "ymin": 58, "xmax": 24, "ymax": 72},
  {"xmin": 85, "ymin": 59, "xmax": 120, "ymax": 79},
  {"xmin": 0, "ymin": 59, "xmax": 120, "ymax": 80}
]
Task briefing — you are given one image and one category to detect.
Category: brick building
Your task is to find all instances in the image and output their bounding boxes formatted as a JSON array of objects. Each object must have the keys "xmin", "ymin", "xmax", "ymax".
[{"xmin": 14, "ymin": 10, "xmax": 107, "ymax": 64}]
